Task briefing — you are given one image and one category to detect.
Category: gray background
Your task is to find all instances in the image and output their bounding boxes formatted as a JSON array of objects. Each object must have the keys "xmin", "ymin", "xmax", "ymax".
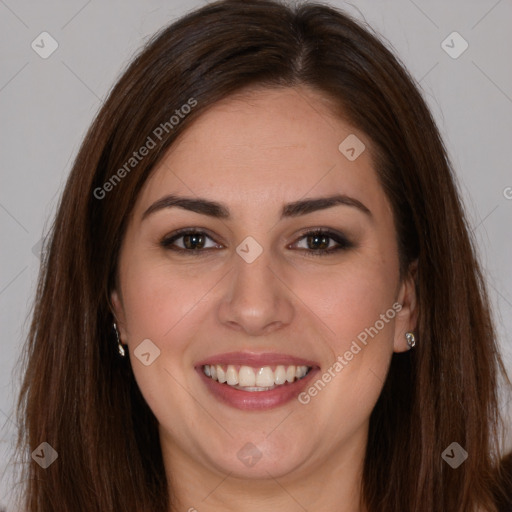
[{"xmin": 1, "ymin": 0, "xmax": 511, "ymax": 509}]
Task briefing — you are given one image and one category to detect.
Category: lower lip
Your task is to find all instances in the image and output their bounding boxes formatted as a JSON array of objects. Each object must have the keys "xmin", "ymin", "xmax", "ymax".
[{"xmin": 197, "ymin": 367, "xmax": 319, "ymax": 410}]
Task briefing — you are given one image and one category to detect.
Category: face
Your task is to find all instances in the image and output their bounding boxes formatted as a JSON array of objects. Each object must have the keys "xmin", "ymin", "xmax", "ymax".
[{"xmin": 111, "ymin": 86, "xmax": 417, "ymax": 486}]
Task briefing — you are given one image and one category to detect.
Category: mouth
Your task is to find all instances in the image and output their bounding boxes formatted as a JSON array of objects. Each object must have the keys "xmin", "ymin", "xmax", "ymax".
[
  {"xmin": 202, "ymin": 363, "xmax": 312, "ymax": 391},
  {"xmin": 195, "ymin": 352, "xmax": 320, "ymax": 410}
]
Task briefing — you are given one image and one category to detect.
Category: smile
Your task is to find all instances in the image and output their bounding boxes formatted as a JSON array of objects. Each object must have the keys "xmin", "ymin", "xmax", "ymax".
[
  {"xmin": 196, "ymin": 352, "xmax": 319, "ymax": 410},
  {"xmin": 203, "ymin": 364, "xmax": 311, "ymax": 391}
]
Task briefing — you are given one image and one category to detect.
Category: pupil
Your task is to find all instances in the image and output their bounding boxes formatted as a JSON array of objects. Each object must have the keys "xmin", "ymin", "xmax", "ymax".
[
  {"xmin": 308, "ymin": 234, "xmax": 329, "ymax": 250},
  {"xmin": 184, "ymin": 233, "xmax": 204, "ymax": 249}
]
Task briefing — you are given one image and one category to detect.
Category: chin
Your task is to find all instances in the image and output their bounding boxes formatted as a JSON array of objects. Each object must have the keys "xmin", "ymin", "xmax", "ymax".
[{"xmin": 202, "ymin": 435, "xmax": 310, "ymax": 480}]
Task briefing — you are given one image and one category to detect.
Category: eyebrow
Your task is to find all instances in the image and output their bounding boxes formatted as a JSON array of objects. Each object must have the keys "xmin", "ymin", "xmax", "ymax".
[{"xmin": 142, "ymin": 193, "xmax": 372, "ymax": 221}]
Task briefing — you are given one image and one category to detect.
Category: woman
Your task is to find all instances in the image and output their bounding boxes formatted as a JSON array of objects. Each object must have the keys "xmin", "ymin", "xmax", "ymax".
[{"xmin": 13, "ymin": 0, "xmax": 511, "ymax": 510}]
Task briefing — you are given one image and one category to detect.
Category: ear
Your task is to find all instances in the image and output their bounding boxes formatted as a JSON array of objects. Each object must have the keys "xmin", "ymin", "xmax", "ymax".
[
  {"xmin": 110, "ymin": 288, "xmax": 128, "ymax": 343},
  {"xmin": 393, "ymin": 260, "xmax": 418, "ymax": 353}
]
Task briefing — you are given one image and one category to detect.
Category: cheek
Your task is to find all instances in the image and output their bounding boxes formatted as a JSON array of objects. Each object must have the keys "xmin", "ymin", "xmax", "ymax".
[
  {"xmin": 292, "ymin": 256, "xmax": 398, "ymax": 352},
  {"xmin": 288, "ymin": 244, "xmax": 399, "ymax": 417},
  {"xmin": 120, "ymin": 256, "xmax": 206, "ymax": 343},
  {"xmin": 118, "ymin": 261, "xmax": 205, "ymax": 429},
  {"xmin": 292, "ymin": 267, "xmax": 397, "ymax": 444}
]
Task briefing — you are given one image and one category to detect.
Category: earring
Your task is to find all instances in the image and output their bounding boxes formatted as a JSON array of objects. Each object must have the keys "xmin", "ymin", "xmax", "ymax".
[
  {"xmin": 405, "ymin": 331, "xmax": 416, "ymax": 349},
  {"xmin": 113, "ymin": 322, "xmax": 126, "ymax": 357}
]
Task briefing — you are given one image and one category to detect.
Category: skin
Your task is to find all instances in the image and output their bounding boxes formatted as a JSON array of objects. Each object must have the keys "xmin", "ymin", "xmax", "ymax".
[{"xmin": 111, "ymin": 85, "xmax": 418, "ymax": 512}]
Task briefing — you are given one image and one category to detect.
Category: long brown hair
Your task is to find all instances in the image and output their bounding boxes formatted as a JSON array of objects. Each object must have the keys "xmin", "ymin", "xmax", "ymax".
[{"xmin": 13, "ymin": 0, "xmax": 511, "ymax": 510}]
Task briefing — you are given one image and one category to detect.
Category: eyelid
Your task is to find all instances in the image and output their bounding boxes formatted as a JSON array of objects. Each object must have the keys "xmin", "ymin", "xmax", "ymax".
[
  {"xmin": 160, "ymin": 227, "xmax": 353, "ymax": 255},
  {"xmin": 160, "ymin": 227, "xmax": 224, "ymax": 251},
  {"xmin": 288, "ymin": 228, "xmax": 353, "ymax": 254},
  {"xmin": 292, "ymin": 226, "xmax": 350, "ymax": 243}
]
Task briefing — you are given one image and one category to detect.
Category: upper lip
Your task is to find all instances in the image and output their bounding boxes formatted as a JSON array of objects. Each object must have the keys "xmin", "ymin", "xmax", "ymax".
[{"xmin": 195, "ymin": 351, "xmax": 319, "ymax": 368}]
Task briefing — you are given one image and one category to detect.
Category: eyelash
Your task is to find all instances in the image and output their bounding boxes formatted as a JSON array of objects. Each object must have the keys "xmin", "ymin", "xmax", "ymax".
[{"xmin": 159, "ymin": 228, "xmax": 353, "ymax": 257}]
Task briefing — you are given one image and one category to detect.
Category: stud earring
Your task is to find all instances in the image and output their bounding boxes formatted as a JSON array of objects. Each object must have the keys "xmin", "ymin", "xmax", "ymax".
[
  {"xmin": 405, "ymin": 331, "xmax": 416, "ymax": 349},
  {"xmin": 113, "ymin": 322, "xmax": 126, "ymax": 357}
]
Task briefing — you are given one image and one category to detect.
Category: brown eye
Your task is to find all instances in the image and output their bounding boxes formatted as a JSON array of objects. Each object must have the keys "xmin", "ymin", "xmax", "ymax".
[
  {"xmin": 292, "ymin": 229, "xmax": 353, "ymax": 257},
  {"xmin": 160, "ymin": 228, "xmax": 352, "ymax": 257},
  {"xmin": 181, "ymin": 232, "xmax": 206, "ymax": 250},
  {"xmin": 306, "ymin": 233, "xmax": 331, "ymax": 250},
  {"xmin": 161, "ymin": 230, "xmax": 221, "ymax": 253}
]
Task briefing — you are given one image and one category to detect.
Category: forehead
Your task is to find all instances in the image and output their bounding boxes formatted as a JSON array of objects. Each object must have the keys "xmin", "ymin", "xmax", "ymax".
[{"xmin": 135, "ymin": 86, "xmax": 390, "ymax": 222}]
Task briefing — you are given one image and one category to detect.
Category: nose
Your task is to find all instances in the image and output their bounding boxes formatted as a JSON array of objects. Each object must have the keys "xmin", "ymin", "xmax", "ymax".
[{"xmin": 217, "ymin": 246, "xmax": 295, "ymax": 336}]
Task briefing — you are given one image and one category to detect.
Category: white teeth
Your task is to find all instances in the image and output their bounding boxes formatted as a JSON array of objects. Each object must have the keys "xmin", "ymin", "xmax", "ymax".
[
  {"xmin": 238, "ymin": 366, "xmax": 256, "ymax": 387},
  {"xmin": 274, "ymin": 365, "xmax": 286, "ymax": 385},
  {"xmin": 202, "ymin": 364, "xmax": 311, "ymax": 390},
  {"xmin": 295, "ymin": 366, "xmax": 307, "ymax": 379},
  {"xmin": 256, "ymin": 367, "xmax": 274, "ymax": 387},
  {"xmin": 226, "ymin": 365, "xmax": 238, "ymax": 385},
  {"xmin": 217, "ymin": 366, "xmax": 226, "ymax": 383},
  {"xmin": 236, "ymin": 386, "xmax": 275, "ymax": 392}
]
